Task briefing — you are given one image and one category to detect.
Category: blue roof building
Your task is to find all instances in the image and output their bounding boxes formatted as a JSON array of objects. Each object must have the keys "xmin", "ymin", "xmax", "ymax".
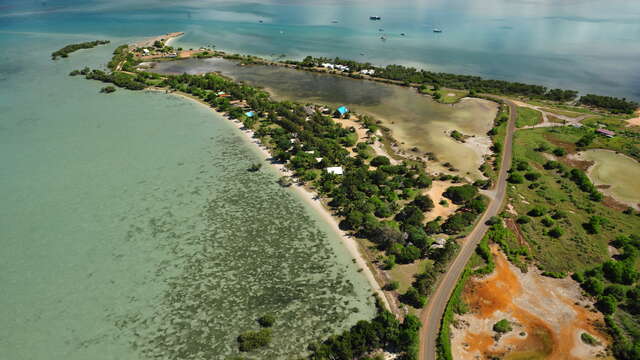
[
  {"xmin": 244, "ymin": 111, "xmax": 255, "ymax": 117},
  {"xmin": 337, "ymin": 106, "xmax": 349, "ymax": 116}
]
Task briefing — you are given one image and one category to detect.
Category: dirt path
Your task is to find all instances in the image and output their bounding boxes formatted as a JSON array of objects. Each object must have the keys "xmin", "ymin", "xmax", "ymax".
[
  {"xmin": 451, "ymin": 248, "xmax": 608, "ymax": 360},
  {"xmin": 513, "ymin": 100, "xmax": 592, "ymax": 129}
]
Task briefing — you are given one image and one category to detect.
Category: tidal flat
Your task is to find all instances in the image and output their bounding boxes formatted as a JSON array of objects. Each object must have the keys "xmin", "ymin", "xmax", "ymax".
[
  {"xmin": 152, "ymin": 57, "xmax": 497, "ymax": 179},
  {"xmin": 579, "ymin": 149, "xmax": 640, "ymax": 210}
]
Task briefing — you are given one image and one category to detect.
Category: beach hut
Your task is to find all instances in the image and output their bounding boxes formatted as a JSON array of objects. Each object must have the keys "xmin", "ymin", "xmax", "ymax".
[
  {"xmin": 337, "ymin": 106, "xmax": 349, "ymax": 117},
  {"xmin": 326, "ymin": 166, "xmax": 344, "ymax": 175}
]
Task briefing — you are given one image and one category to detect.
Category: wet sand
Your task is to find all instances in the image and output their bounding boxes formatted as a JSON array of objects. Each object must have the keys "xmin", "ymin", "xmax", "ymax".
[{"xmin": 451, "ymin": 249, "xmax": 607, "ymax": 360}]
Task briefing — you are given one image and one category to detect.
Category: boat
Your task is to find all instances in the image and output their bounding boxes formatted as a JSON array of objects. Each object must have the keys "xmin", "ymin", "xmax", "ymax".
[
  {"xmin": 331, "ymin": 20, "xmax": 339, "ymax": 23},
  {"xmin": 433, "ymin": 28, "xmax": 443, "ymax": 33},
  {"xmin": 369, "ymin": 16, "xmax": 382, "ymax": 20},
  {"xmin": 380, "ymin": 36, "xmax": 386, "ymax": 41},
  {"xmin": 400, "ymin": 32, "xmax": 406, "ymax": 36}
]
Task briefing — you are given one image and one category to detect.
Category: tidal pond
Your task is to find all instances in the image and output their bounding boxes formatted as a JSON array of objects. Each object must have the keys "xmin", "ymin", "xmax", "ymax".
[
  {"xmin": 580, "ymin": 149, "xmax": 640, "ymax": 210},
  {"xmin": 152, "ymin": 58, "xmax": 498, "ymax": 179}
]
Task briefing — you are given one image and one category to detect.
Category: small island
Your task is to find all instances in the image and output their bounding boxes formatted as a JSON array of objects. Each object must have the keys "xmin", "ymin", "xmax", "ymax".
[{"xmin": 51, "ymin": 40, "xmax": 110, "ymax": 60}]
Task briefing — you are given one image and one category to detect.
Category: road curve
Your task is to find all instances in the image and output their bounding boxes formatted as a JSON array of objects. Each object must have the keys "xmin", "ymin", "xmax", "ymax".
[{"xmin": 419, "ymin": 99, "xmax": 517, "ymax": 360}]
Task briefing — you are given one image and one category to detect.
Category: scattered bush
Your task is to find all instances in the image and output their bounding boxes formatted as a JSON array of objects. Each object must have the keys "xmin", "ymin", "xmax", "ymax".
[
  {"xmin": 237, "ymin": 329, "xmax": 272, "ymax": 351},
  {"xmin": 257, "ymin": 314, "xmax": 275, "ymax": 328},
  {"xmin": 493, "ymin": 319, "xmax": 512, "ymax": 333}
]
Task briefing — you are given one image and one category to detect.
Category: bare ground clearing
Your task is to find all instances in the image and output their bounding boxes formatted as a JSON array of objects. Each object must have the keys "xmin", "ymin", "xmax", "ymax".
[{"xmin": 451, "ymin": 248, "xmax": 608, "ymax": 360}]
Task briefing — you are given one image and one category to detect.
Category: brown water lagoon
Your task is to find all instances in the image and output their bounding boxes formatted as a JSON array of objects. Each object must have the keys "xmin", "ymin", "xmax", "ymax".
[
  {"xmin": 151, "ymin": 58, "xmax": 498, "ymax": 179},
  {"xmin": 579, "ymin": 149, "xmax": 640, "ymax": 210}
]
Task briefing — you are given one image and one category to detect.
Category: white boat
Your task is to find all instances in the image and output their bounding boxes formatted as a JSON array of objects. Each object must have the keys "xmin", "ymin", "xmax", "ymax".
[{"xmin": 433, "ymin": 28, "xmax": 443, "ymax": 33}]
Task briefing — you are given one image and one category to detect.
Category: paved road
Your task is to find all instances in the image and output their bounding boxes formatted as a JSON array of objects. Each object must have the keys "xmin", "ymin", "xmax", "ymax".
[{"xmin": 418, "ymin": 99, "xmax": 517, "ymax": 360}]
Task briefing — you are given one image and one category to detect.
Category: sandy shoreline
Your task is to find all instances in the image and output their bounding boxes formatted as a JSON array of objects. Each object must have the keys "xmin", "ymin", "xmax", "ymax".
[
  {"xmin": 129, "ymin": 32, "xmax": 184, "ymax": 49},
  {"xmin": 145, "ymin": 87, "xmax": 392, "ymax": 311}
]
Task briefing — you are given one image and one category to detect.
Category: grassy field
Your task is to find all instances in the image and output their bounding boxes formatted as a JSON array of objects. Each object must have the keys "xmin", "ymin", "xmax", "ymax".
[
  {"xmin": 506, "ymin": 127, "xmax": 640, "ymax": 272},
  {"xmin": 388, "ymin": 259, "xmax": 432, "ymax": 293},
  {"xmin": 419, "ymin": 87, "xmax": 469, "ymax": 104},
  {"xmin": 516, "ymin": 106, "xmax": 543, "ymax": 128}
]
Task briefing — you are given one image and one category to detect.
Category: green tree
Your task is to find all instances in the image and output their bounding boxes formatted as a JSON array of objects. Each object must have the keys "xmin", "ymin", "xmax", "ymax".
[
  {"xmin": 507, "ymin": 173, "xmax": 524, "ymax": 184},
  {"xmin": 370, "ymin": 156, "xmax": 391, "ymax": 167},
  {"xmin": 596, "ymin": 295, "xmax": 617, "ymax": 315},
  {"xmin": 493, "ymin": 319, "xmax": 512, "ymax": 333},
  {"xmin": 443, "ymin": 185, "xmax": 478, "ymax": 204},
  {"xmin": 582, "ymin": 277, "xmax": 604, "ymax": 296},
  {"xmin": 257, "ymin": 314, "xmax": 275, "ymax": 327}
]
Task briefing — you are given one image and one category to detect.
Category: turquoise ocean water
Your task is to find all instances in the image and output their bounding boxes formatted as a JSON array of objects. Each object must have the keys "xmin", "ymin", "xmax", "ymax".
[
  {"xmin": 0, "ymin": 34, "xmax": 375, "ymax": 360},
  {"xmin": 1, "ymin": 0, "xmax": 639, "ymax": 99},
  {"xmin": 1, "ymin": 1, "xmax": 639, "ymax": 359}
]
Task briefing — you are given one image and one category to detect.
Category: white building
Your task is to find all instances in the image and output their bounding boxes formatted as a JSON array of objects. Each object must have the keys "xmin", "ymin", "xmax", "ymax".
[
  {"xmin": 326, "ymin": 166, "xmax": 344, "ymax": 175},
  {"xmin": 321, "ymin": 63, "xmax": 335, "ymax": 69},
  {"xmin": 360, "ymin": 69, "xmax": 375, "ymax": 75}
]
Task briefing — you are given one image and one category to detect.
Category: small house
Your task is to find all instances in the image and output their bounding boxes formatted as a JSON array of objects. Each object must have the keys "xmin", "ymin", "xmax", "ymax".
[
  {"xmin": 337, "ymin": 106, "xmax": 349, "ymax": 116},
  {"xmin": 321, "ymin": 63, "xmax": 335, "ymax": 69},
  {"xmin": 326, "ymin": 166, "xmax": 343, "ymax": 175},
  {"xmin": 596, "ymin": 128, "xmax": 615, "ymax": 138},
  {"xmin": 244, "ymin": 111, "xmax": 255, "ymax": 118},
  {"xmin": 430, "ymin": 237, "xmax": 447, "ymax": 250},
  {"xmin": 142, "ymin": 48, "xmax": 150, "ymax": 55},
  {"xmin": 303, "ymin": 105, "xmax": 316, "ymax": 116}
]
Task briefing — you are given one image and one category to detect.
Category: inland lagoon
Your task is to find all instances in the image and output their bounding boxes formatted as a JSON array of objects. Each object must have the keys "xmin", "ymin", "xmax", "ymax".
[
  {"xmin": 579, "ymin": 149, "xmax": 640, "ymax": 210},
  {"xmin": 152, "ymin": 57, "xmax": 498, "ymax": 179},
  {"xmin": 0, "ymin": 33, "xmax": 375, "ymax": 360}
]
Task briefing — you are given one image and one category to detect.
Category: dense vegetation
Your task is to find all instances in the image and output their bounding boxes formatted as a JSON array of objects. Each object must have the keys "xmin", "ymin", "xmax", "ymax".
[
  {"xmin": 51, "ymin": 40, "xmax": 110, "ymax": 60},
  {"xmin": 296, "ymin": 56, "xmax": 579, "ymax": 101},
  {"xmin": 308, "ymin": 300, "xmax": 421, "ymax": 360},
  {"xmin": 85, "ymin": 69, "xmax": 147, "ymax": 90},
  {"xmin": 573, "ymin": 234, "xmax": 640, "ymax": 359},
  {"xmin": 579, "ymin": 94, "xmax": 638, "ymax": 114}
]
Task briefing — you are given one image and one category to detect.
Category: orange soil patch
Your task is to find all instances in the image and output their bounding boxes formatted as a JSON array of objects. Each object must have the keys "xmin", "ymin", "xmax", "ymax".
[{"xmin": 451, "ymin": 249, "xmax": 608, "ymax": 360}]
